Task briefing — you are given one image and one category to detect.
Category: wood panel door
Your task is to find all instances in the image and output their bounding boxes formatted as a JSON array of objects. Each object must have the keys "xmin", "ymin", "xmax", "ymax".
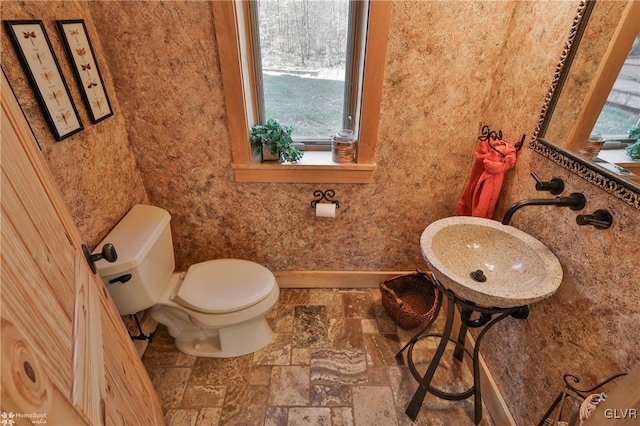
[{"xmin": 1, "ymin": 71, "xmax": 163, "ymax": 424}]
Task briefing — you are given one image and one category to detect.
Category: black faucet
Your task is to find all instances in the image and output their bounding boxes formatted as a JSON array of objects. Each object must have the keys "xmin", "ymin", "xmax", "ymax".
[
  {"xmin": 530, "ymin": 172, "xmax": 564, "ymax": 195},
  {"xmin": 576, "ymin": 209, "xmax": 613, "ymax": 229},
  {"xmin": 502, "ymin": 193, "xmax": 586, "ymax": 225}
]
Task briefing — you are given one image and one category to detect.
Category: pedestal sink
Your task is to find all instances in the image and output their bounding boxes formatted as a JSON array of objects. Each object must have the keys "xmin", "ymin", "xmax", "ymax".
[
  {"xmin": 401, "ymin": 216, "xmax": 564, "ymax": 424},
  {"xmin": 420, "ymin": 216, "xmax": 563, "ymax": 308}
]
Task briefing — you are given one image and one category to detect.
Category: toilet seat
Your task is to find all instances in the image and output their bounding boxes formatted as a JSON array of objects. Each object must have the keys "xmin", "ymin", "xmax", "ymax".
[{"xmin": 173, "ymin": 259, "xmax": 276, "ymax": 314}]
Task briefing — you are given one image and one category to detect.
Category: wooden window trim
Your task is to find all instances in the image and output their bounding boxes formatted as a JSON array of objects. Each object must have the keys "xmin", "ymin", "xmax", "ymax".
[
  {"xmin": 213, "ymin": 0, "xmax": 390, "ymax": 183},
  {"xmin": 565, "ymin": 0, "xmax": 640, "ymax": 152}
]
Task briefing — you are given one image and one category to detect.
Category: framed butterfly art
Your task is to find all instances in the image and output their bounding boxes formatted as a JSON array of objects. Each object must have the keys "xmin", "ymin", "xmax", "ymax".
[
  {"xmin": 4, "ymin": 20, "xmax": 83, "ymax": 141},
  {"xmin": 57, "ymin": 20, "xmax": 113, "ymax": 124}
]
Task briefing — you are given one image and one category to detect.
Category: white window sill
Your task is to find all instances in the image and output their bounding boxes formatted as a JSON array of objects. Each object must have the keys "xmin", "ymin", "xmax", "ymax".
[{"xmin": 231, "ymin": 151, "xmax": 375, "ymax": 183}]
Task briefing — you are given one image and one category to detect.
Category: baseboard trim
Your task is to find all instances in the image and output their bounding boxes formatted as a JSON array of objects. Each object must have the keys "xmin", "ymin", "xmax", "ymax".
[
  {"xmin": 137, "ymin": 268, "xmax": 514, "ymax": 424},
  {"xmin": 273, "ymin": 270, "xmax": 415, "ymax": 288},
  {"xmin": 452, "ymin": 306, "xmax": 516, "ymax": 425},
  {"xmin": 477, "ymin": 343, "xmax": 515, "ymax": 425},
  {"xmin": 275, "ymin": 270, "xmax": 513, "ymax": 423}
]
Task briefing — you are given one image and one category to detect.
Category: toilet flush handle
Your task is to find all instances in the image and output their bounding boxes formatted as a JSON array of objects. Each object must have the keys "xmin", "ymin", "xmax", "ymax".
[
  {"xmin": 108, "ymin": 274, "xmax": 132, "ymax": 285},
  {"xmin": 82, "ymin": 243, "xmax": 117, "ymax": 274}
]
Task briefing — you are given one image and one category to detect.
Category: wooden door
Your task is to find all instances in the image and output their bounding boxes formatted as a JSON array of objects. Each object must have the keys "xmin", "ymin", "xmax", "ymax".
[{"xmin": 1, "ymin": 71, "xmax": 163, "ymax": 424}]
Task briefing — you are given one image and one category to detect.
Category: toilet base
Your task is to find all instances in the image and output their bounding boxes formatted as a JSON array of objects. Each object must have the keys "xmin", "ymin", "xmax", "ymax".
[
  {"xmin": 174, "ymin": 316, "xmax": 274, "ymax": 358},
  {"xmin": 150, "ymin": 283, "xmax": 279, "ymax": 358}
]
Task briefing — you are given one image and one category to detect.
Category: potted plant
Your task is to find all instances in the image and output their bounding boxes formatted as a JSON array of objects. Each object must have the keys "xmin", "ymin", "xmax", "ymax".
[
  {"xmin": 626, "ymin": 125, "xmax": 640, "ymax": 160},
  {"xmin": 250, "ymin": 118, "xmax": 304, "ymax": 163}
]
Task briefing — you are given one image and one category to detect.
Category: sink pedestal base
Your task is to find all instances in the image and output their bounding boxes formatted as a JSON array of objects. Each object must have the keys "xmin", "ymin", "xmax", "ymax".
[{"xmin": 397, "ymin": 274, "xmax": 526, "ymax": 425}]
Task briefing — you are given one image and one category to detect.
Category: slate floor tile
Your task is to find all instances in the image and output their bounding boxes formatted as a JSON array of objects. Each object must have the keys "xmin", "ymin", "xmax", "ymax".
[{"xmin": 142, "ymin": 288, "xmax": 494, "ymax": 426}]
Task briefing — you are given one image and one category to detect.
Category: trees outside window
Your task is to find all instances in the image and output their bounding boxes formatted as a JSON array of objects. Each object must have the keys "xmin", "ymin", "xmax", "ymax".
[{"xmin": 253, "ymin": 0, "xmax": 355, "ymax": 140}]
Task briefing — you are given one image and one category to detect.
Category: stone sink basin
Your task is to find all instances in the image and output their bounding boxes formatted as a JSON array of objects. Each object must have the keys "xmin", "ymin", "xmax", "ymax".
[{"xmin": 420, "ymin": 216, "xmax": 563, "ymax": 308}]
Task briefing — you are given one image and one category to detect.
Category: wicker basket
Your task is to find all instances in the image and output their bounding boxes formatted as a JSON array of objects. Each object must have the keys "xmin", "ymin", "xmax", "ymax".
[{"xmin": 379, "ymin": 271, "xmax": 440, "ymax": 330}]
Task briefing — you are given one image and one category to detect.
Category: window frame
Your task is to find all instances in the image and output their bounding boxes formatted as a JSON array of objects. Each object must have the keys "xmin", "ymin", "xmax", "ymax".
[
  {"xmin": 250, "ymin": 0, "xmax": 362, "ymax": 145},
  {"xmin": 213, "ymin": 0, "xmax": 390, "ymax": 183},
  {"xmin": 592, "ymin": 33, "xmax": 640, "ymax": 141},
  {"xmin": 564, "ymin": 0, "xmax": 639, "ymax": 152}
]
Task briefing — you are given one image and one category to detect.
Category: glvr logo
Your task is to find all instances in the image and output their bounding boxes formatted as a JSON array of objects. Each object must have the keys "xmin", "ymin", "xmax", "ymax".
[{"xmin": 604, "ymin": 408, "xmax": 638, "ymax": 419}]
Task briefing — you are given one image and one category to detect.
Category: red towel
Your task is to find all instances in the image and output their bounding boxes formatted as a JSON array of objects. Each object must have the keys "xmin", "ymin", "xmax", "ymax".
[{"xmin": 456, "ymin": 139, "xmax": 517, "ymax": 219}]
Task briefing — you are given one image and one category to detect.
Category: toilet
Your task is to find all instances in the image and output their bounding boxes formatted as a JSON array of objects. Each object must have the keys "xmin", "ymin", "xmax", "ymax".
[{"xmin": 94, "ymin": 204, "xmax": 279, "ymax": 358}]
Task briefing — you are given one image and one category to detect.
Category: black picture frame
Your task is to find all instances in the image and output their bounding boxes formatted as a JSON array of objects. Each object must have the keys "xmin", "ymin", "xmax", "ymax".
[
  {"xmin": 3, "ymin": 20, "xmax": 83, "ymax": 141},
  {"xmin": 57, "ymin": 20, "xmax": 113, "ymax": 124}
]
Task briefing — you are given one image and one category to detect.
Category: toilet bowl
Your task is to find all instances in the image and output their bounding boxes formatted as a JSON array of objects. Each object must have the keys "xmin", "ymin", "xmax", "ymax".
[
  {"xmin": 94, "ymin": 204, "xmax": 279, "ymax": 358},
  {"xmin": 151, "ymin": 260, "xmax": 279, "ymax": 357}
]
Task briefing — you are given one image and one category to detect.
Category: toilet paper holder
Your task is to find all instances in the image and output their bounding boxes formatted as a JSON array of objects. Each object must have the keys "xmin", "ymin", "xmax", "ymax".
[{"xmin": 310, "ymin": 189, "xmax": 340, "ymax": 209}]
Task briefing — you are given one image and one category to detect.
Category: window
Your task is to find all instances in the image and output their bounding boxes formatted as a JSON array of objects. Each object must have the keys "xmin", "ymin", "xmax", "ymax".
[
  {"xmin": 251, "ymin": 0, "xmax": 355, "ymax": 142},
  {"xmin": 565, "ymin": 1, "xmax": 639, "ymax": 154},
  {"xmin": 213, "ymin": 0, "xmax": 390, "ymax": 183},
  {"xmin": 591, "ymin": 32, "xmax": 640, "ymax": 140}
]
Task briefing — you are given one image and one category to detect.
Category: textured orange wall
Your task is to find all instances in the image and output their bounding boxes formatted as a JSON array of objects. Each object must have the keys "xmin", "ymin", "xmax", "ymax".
[
  {"xmin": 84, "ymin": 1, "xmax": 517, "ymax": 272},
  {"xmin": 482, "ymin": 3, "xmax": 639, "ymax": 423},
  {"xmin": 2, "ymin": 1, "xmax": 638, "ymax": 425},
  {"xmin": 1, "ymin": 1, "xmax": 147, "ymax": 247}
]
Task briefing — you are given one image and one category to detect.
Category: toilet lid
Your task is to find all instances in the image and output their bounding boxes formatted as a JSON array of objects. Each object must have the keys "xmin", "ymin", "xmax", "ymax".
[{"xmin": 173, "ymin": 259, "xmax": 276, "ymax": 314}]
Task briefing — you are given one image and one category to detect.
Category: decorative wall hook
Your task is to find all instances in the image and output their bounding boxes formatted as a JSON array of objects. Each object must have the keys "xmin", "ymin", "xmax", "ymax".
[
  {"xmin": 479, "ymin": 125, "xmax": 526, "ymax": 153},
  {"xmin": 310, "ymin": 189, "xmax": 339, "ymax": 209},
  {"xmin": 514, "ymin": 133, "xmax": 526, "ymax": 151},
  {"xmin": 479, "ymin": 125, "xmax": 503, "ymax": 142}
]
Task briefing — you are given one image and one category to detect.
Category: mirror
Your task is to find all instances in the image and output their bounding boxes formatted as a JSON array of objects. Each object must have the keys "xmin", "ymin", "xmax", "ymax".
[{"xmin": 530, "ymin": 0, "xmax": 640, "ymax": 210}]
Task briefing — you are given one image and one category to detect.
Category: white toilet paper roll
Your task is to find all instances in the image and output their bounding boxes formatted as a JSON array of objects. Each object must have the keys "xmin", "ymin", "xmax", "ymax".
[{"xmin": 315, "ymin": 203, "xmax": 336, "ymax": 218}]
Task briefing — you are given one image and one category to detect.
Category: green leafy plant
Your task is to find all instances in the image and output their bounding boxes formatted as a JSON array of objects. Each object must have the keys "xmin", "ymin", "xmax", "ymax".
[
  {"xmin": 626, "ymin": 125, "xmax": 640, "ymax": 160},
  {"xmin": 250, "ymin": 118, "xmax": 303, "ymax": 163}
]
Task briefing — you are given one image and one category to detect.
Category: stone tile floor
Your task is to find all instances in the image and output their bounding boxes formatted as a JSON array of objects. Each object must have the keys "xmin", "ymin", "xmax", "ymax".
[{"xmin": 142, "ymin": 288, "xmax": 494, "ymax": 425}]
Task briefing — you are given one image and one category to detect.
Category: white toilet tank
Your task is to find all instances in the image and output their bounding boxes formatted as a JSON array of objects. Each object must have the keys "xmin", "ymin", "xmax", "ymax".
[{"xmin": 95, "ymin": 204, "xmax": 175, "ymax": 315}]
